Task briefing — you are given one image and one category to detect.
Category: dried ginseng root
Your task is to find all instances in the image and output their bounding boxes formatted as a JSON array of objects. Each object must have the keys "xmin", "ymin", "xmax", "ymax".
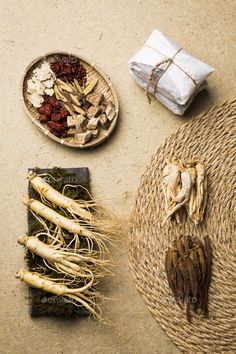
[
  {"xmin": 165, "ymin": 235, "xmax": 212, "ymax": 322},
  {"xmin": 15, "ymin": 169, "xmax": 123, "ymax": 322},
  {"xmin": 162, "ymin": 160, "xmax": 207, "ymax": 224}
]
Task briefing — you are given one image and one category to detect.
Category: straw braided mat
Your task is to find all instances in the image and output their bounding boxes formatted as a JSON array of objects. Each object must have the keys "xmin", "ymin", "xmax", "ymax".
[{"xmin": 129, "ymin": 99, "xmax": 236, "ymax": 354}]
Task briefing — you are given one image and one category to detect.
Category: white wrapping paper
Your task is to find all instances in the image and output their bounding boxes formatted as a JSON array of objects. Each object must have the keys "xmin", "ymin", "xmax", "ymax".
[{"xmin": 128, "ymin": 30, "xmax": 214, "ymax": 115}]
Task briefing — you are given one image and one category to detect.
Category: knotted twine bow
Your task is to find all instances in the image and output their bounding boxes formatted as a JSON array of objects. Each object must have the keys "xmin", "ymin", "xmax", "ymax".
[{"xmin": 145, "ymin": 46, "xmax": 197, "ymax": 103}]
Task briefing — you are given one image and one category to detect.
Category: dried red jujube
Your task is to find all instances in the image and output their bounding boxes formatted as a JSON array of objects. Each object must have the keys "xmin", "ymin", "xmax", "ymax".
[{"xmin": 50, "ymin": 55, "xmax": 87, "ymax": 85}]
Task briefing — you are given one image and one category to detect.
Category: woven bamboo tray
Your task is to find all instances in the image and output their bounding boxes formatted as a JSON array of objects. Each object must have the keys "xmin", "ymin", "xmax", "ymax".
[
  {"xmin": 129, "ymin": 99, "xmax": 236, "ymax": 354},
  {"xmin": 21, "ymin": 52, "xmax": 119, "ymax": 148}
]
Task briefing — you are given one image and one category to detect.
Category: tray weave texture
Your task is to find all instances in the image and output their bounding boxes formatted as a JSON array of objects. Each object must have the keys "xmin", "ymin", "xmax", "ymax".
[{"xmin": 129, "ymin": 99, "xmax": 236, "ymax": 354}]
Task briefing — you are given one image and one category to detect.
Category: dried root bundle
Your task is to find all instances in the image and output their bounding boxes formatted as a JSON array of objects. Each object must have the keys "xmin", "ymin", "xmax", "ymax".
[
  {"xmin": 165, "ymin": 235, "xmax": 212, "ymax": 322},
  {"xmin": 16, "ymin": 170, "xmax": 120, "ymax": 320},
  {"xmin": 162, "ymin": 160, "xmax": 207, "ymax": 224}
]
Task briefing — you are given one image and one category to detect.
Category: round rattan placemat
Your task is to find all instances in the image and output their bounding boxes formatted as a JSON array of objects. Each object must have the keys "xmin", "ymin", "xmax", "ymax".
[{"xmin": 129, "ymin": 99, "xmax": 236, "ymax": 354}]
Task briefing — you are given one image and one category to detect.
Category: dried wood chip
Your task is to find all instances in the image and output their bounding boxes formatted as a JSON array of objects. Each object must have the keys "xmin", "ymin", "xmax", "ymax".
[
  {"xmin": 86, "ymin": 92, "xmax": 103, "ymax": 106},
  {"xmin": 105, "ymin": 102, "xmax": 114, "ymax": 115},
  {"xmin": 99, "ymin": 113, "xmax": 110, "ymax": 129},
  {"xmin": 107, "ymin": 109, "xmax": 116, "ymax": 122},
  {"xmin": 67, "ymin": 128, "xmax": 77, "ymax": 136},
  {"xmin": 70, "ymin": 93, "xmax": 81, "ymax": 106},
  {"xmin": 75, "ymin": 131, "xmax": 92, "ymax": 145},
  {"xmin": 43, "ymin": 79, "xmax": 54, "ymax": 88},
  {"xmin": 67, "ymin": 115, "xmax": 85, "ymax": 127},
  {"xmin": 56, "ymin": 79, "xmax": 74, "ymax": 93},
  {"xmin": 54, "ymin": 85, "xmax": 67, "ymax": 103},
  {"xmin": 99, "ymin": 105, "xmax": 107, "ymax": 113},
  {"xmin": 83, "ymin": 79, "xmax": 98, "ymax": 96},
  {"xmin": 90, "ymin": 129, "xmax": 99, "ymax": 138},
  {"xmin": 73, "ymin": 79, "xmax": 83, "ymax": 93},
  {"xmin": 44, "ymin": 88, "xmax": 54, "ymax": 96},
  {"xmin": 87, "ymin": 117, "xmax": 99, "ymax": 130},
  {"xmin": 72, "ymin": 104, "xmax": 85, "ymax": 115},
  {"xmin": 87, "ymin": 106, "xmax": 101, "ymax": 119},
  {"xmin": 105, "ymin": 102, "xmax": 116, "ymax": 121}
]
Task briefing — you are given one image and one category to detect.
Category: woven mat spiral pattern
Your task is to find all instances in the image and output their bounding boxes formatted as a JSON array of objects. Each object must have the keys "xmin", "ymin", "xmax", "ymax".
[{"xmin": 129, "ymin": 99, "xmax": 236, "ymax": 354}]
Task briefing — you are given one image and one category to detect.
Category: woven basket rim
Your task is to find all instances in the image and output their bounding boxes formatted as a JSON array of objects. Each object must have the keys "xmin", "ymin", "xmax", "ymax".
[{"xmin": 21, "ymin": 51, "xmax": 119, "ymax": 149}]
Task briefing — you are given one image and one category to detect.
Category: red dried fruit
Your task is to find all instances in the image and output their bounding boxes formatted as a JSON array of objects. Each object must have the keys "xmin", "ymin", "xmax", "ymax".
[
  {"xmin": 37, "ymin": 103, "xmax": 53, "ymax": 117},
  {"xmin": 45, "ymin": 96, "xmax": 61, "ymax": 109},
  {"xmin": 50, "ymin": 130, "xmax": 60, "ymax": 137},
  {"xmin": 59, "ymin": 107, "xmax": 69, "ymax": 118},
  {"xmin": 60, "ymin": 130, "xmax": 69, "ymax": 138},
  {"xmin": 51, "ymin": 113, "xmax": 62, "ymax": 122},
  {"xmin": 50, "ymin": 62, "xmax": 60, "ymax": 74},
  {"xmin": 50, "ymin": 55, "xmax": 87, "ymax": 84},
  {"xmin": 47, "ymin": 121, "xmax": 66, "ymax": 133},
  {"xmin": 62, "ymin": 120, "xmax": 68, "ymax": 128},
  {"xmin": 38, "ymin": 114, "xmax": 49, "ymax": 123}
]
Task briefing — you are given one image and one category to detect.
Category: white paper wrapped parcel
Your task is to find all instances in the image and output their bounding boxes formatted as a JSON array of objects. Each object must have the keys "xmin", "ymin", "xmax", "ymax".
[{"xmin": 128, "ymin": 30, "xmax": 214, "ymax": 115}]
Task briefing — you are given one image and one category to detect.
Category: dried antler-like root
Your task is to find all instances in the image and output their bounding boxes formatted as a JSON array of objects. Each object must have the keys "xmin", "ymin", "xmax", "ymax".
[
  {"xmin": 165, "ymin": 235, "xmax": 212, "ymax": 322},
  {"xmin": 162, "ymin": 160, "xmax": 207, "ymax": 224}
]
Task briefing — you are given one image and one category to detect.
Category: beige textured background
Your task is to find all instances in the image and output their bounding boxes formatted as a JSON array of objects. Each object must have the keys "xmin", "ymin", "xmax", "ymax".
[{"xmin": 0, "ymin": 1, "xmax": 235, "ymax": 353}]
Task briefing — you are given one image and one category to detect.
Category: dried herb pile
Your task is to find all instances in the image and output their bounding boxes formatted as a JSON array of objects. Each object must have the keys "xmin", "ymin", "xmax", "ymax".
[
  {"xmin": 165, "ymin": 235, "xmax": 212, "ymax": 322},
  {"xmin": 26, "ymin": 55, "xmax": 116, "ymax": 144}
]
